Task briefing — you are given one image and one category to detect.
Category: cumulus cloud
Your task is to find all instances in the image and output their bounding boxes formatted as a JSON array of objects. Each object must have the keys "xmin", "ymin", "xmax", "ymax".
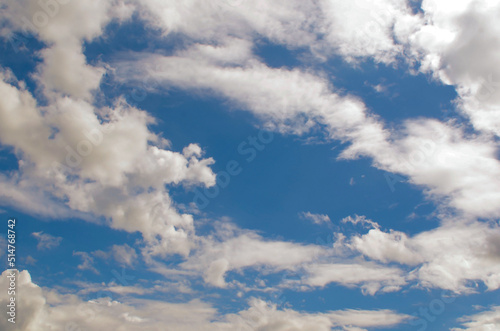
[
  {"xmin": 339, "ymin": 217, "xmax": 500, "ymax": 293},
  {"xmin": 318, "ymin": 0, "xmax": 415, "ymax": 63},
  {"xmin": 0, "ymin": 70, "xmax": 216, "ymax": 256},
  {"xmin": 0, "ymin": 270, "xmax": 45, "ymax": 331},
  {"xmin": 36, "ymin": 40, "xmax": 106, "ymax": 99},
  {"xmin": 1, "ymin": 0, "xmax": 115, "ymax": 99},
  {"xmin": 406, "ymin": 0, "xmax": 500, "ymax": 138}
]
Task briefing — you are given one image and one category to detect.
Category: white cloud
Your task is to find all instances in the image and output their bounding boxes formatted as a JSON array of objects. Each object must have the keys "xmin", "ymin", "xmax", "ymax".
[
  {"xmin": 452, "ymin": 306, "xmax": 500, "ymax": 331},
  {"xmin": 349, "ymin": 228, "xmax": 423, "ymax": 266},
  {"xmin": 31, "ymin": 231, "xmax": 62, "ymax": 250},
  {"xmin": 342, "ymin": 119, "xmax": 500, "ymax": 219},
  {"xmin": 72, "ymin": 277, "xmax": 194, "ymax": 297},
  {"xmin": 343, "ymin": 218, "xmax": 500, "ymax": 293},
  {"xmin": 0, "ymin": 70, "xmax": 216, "ymax": 257},
  {"xmin": 0, "ymin": 270, "xmax": 45, "ymax": 331},
  {"xmin": 0, "ymin": 269, "xmax": 410, "ymax": 331},
  {"xmin": 303, "ymin": 262, "xmax": 407, "ymax": 295},
  {"xmin": 0, "ymin": 175, "xmax": 92, "ymax": 220},
  {"xmin": 0, "ymin": 0, "xmax": 130, "ymax": 100},
  {"xmin": 300, "ymin": 212, "xmax": 331, "ymax": 225},
  {"xmin": 36, "ymin": 40, "xmax": 106, "ymax": 99},
  {"xmin": 135, "ymin": 0, "xmax": 320, "ymax": 49},
  {"xmin": 115, "ymin": 42, "xmax": 500, "ymax": 220},
  {"xmin": 180, "ymin": 222, "xmax": 327, "ymax": 288},
  {"xmin": 111, "ymin": 0, "xmax": 500, "ymax": 222},
  {"xmin": 293, "ymin": 216, "xmax": 500, "ymax": 294},
  {"xmin": 318, "ymin": 0, "xmax": 415, "ymax": 63},
  {"xmin": 225, "ymin": 298, "xmax": 410, "ymax": 331},
  {"xmin": 341, "ymin": 215, "xmax": 380, "ymax": 230},
  {"xmin": 114, "ymin": 42, "xmax": 390, "ymax": 157},
  {"xmin": 134, "ymin": 0, "xmax": 417, "ymax": 64},
  {"xmin": 405, "ymin": 0, "xmax": 500, "ymax": 137}
]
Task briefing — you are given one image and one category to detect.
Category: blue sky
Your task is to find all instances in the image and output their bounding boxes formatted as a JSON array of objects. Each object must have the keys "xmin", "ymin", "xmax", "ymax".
[{"xmin": 1, "ymin": 0, "xmax": 500, "ymax": 330}]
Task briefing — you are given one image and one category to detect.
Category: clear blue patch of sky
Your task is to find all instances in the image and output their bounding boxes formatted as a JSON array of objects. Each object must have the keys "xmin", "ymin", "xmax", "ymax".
[
  {"xmin": 0, "ymin": 147, "xmax": 19, "ymax": 172},
  {"xmin": 253, "ymin": 39, "xmax": 305, "ymax": 69},
  {"xmin": 408, "ymin": 0, "xmax": 424, "ymax": 14}
]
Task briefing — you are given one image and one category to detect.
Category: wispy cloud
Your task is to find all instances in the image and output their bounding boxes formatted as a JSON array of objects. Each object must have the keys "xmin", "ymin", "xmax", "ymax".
[
  {"xmin": 93, "ymin": 244, "xmax": 138, "ymax": 267},
  {"xmin": 299, "ymin": 212, "xmax": 331, "ymax": 225},
  {"xmin": 31, "ymin": 231, "xmax": 62, "ymax": 250},
  {"xmin": 73, "ymin": 251, "xmax": 99, "ymax": 275}
]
